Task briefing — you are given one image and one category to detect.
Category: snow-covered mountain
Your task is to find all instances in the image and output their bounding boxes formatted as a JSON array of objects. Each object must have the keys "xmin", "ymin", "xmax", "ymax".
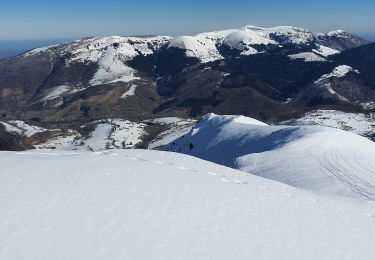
[
  {"xmin": 1, "ymin": 149, "xmax": 375, "ymax": 259},
  {"xmin": 0, "ymin": 25, "xmax": 373, "ymax": 125},
  {"xmin": 25, "ymin": 35, "xmax": 170, "ymax": 87},
  {"xmin": 24, "ymin": 25, "xmax": 365, "ymax": 65},
  {"xmin": 162, "ymin": 113, "xmax": 375, "ymax": 199},
  {"xmin": 295, "ymin": 65, "xmax": 375, "ymax": 106}
]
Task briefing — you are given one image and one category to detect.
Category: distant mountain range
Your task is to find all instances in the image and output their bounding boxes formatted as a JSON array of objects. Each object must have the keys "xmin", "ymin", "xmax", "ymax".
[
  {"xmin": 0, "ymin": 25, "xmax": 374, "ymax": 126},
  {"xmin": 0, "ymin": 38, "xmax": 74, "ymax": 58}
]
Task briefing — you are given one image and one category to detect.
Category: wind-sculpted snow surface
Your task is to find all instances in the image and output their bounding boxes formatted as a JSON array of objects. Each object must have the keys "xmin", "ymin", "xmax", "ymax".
[
  {"xmin": 162, "ymin": 114, "xmax": 375, "ymax": 200},
  {"xmin": 1, "ymin": 150, "xmax": 375, "ymax": 259}
]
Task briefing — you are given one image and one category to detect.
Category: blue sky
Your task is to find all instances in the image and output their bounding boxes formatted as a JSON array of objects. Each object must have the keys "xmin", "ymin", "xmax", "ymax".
[{"xmin": 0, "ymin": 0, "xmax": 374, "ymax": 40}]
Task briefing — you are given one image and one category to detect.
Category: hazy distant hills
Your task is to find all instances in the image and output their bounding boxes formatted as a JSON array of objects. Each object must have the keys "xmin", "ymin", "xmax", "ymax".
[
  {"xmin": 0, "ymin": 50, "xmax": 21, "ymax": 58},
  {"xmin": 0, "ymin": 38, "xmax": 74, "ymax": 58}
]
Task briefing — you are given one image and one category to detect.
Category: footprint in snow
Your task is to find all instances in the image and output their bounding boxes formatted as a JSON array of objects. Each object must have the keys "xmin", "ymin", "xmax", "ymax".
[
  {"xmin": 206, "ymin": 171, "xmax": 218, "ymax": 176},
  {"xmin": 155, "ymin": 161, "xmax": 164, "ymax": 165},
  {"xmin": 221, "ymin": 177, "xmax": 230, "ymax": 183},
  {"xmin": 233, "ymin": 179, "xmax": 247, "ymax": 184}
]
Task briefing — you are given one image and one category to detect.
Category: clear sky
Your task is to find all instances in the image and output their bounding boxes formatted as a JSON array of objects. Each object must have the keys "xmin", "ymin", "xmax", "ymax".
[{"xmin": 0, "ymin": 0, "xmax": 374, "ymax": 40}]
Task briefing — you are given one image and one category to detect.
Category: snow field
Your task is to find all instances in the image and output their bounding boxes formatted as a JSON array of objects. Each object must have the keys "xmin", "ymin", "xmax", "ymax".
[{"xmin": 1, "ymin": 149, "xmax": 375, "ymax": 260}]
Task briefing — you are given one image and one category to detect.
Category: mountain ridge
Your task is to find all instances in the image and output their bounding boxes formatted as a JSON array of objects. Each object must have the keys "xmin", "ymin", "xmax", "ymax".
[{"xmin": 0, "ymin": 25, "xmax": 372, "ymax": 126}]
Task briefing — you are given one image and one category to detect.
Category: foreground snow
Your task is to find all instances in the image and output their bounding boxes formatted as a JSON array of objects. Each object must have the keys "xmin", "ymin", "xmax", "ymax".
[
  {"xmin": 162, "ymin": 113, "xmax": 375, "ymax": 200},
  {"xmin": 1, "ymin": 149, "xmax": 375, "ymax": 260}
]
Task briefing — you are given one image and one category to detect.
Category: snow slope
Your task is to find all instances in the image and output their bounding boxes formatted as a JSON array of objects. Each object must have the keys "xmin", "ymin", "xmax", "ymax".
[
  {"xmin": 83, "ymin": 119, "xmax": 146, "ymax": 150},
  {"xmin": 84, "ymin": 123, "xmax": 113, "ymax": 151},
  {"xmin": 146, "ymin": 117, "xmax": 196, "ymax": 149},
  {"xmin": 25, "ymin": 36, "xmax": 170, "ymax": 87},
  {"xmin": 283, "ymin": 110, "xmax": 375, "ymax": 138},
  {"xmin": 0, "ymin": 119, "xmax": 146, "ymax": 151},
  {"xmin": 162, "ymin": 25, "xmax": 353, "ymax": 62},
  {"xmin": 288, "ymin": 52, "xmax": 327, "ymax": 62},
  {"xmin": 40, "ymin": 85, "xmax": 78, "ymax": 101},
  {"xmin": 120, "ymin": 84, "xmax": 137, "ymax": 99},
  {"xmin": 312, "ymin": 65, "xmax": 360, "ymax": 101},
  {"xmin": 316, "ymin": 65, "xmax": 359, "ymax": 81},
  {"xmin": 35, "ymin": 130, "xmax": 82, "ymax": 150},
  {"xmin": 2, "ymin": 119, "xmax": 147, "ymax": 151},
  {"xmin": 89, "ymin": 45, "xmax": 140, "ymax": 86},
  {"xmin": 0, "ymin": 120, "xmax": 46, "ymax": 137},
  {"xmin": 313, "ymin": 45, "xmax": 341, "ymax": 57},
  {"xmin": 1, "ymin": 149, "xmax": 375, "ymax": 260},
  {"xmin": 222, "ymin": 29, "xmax": 277, "ymax": 55},
  {"xmin": 170, "ymin": 25, "xmax": 345, "ymax": 60},
  {"xmin": 162, "ymin": 113, "xmax": 375, "ymax": 200},
  {"xmin": 22, "ymin": 25, "xmax": 361, "ymax": 70},
  {"xmin": 169, "ymin": 36, "xmax": 223, "ymax": 62},
  {"xmin": 20, "ymin": 26, "xmax": 360, "ymax": 94}
]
